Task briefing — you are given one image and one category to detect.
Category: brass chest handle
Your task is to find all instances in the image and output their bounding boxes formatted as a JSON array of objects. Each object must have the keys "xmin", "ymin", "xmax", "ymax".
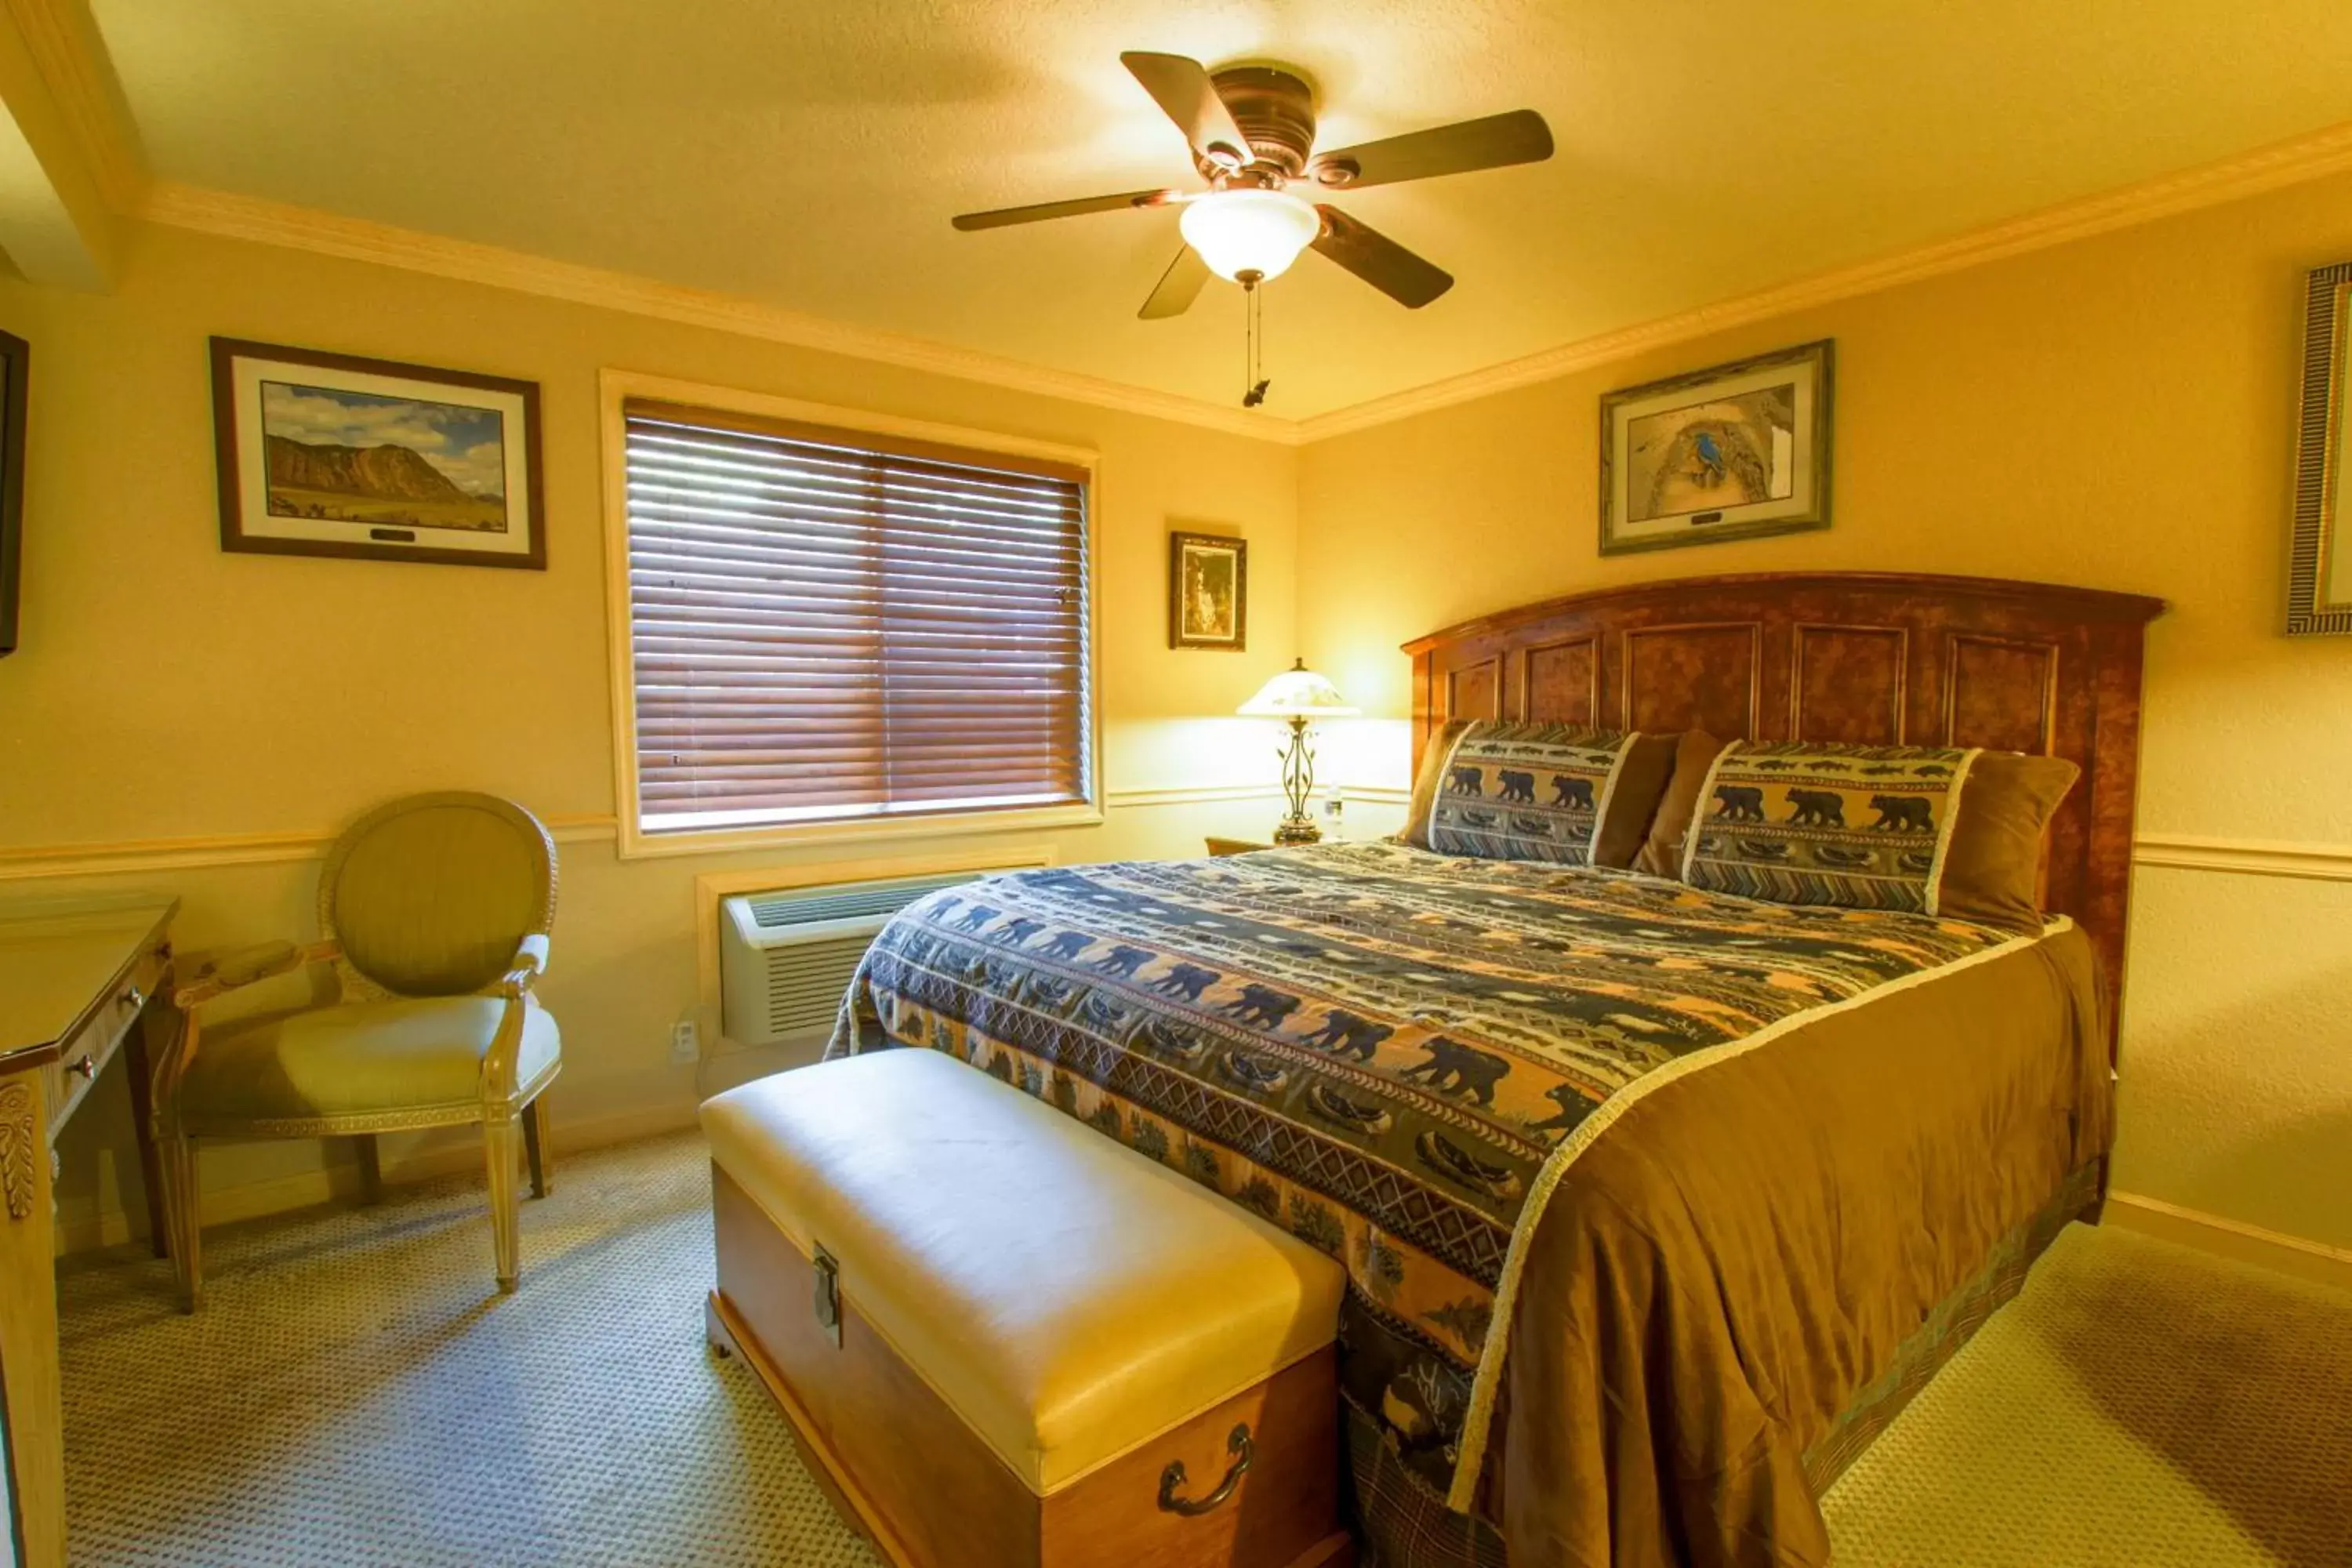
[
  {"xmin": 811, "ymin": 1244, "xmax": 842, "ymax": 1348},
  {"xmin": 1157, "ymin": 1424, "xmax": 1253, "ymax": 1516}
]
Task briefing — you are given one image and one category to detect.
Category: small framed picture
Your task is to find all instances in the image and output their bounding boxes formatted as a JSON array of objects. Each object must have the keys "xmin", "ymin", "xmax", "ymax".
[
  {"xmin": 209, "ymin": 337, "xmax": 545, "ymax": 569},
  {"xmin": 1169, "ymin": 530, "xmax": 1247, "ymax": 651},
  {"xmin": 2288, "ymin": 260, "xmax": 2352, "ymax": 635},
  {"xmin": 1599, "ymin": 339, "xmax": 1833, "ymax": 556}
]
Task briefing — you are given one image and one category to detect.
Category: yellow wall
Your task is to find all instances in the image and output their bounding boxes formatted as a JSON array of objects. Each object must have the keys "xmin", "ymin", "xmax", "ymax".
[
  {"xmin": 1299, "ymin": 169, "xmax": 2352, "ymax": 1255},
  {"xmin": 16, "ymin": 171, "xmax": 2352, "ymax": 1265},
  {"xmin": 0, "ymin": 222, "xmax": 1303, "ymax": 1245}
]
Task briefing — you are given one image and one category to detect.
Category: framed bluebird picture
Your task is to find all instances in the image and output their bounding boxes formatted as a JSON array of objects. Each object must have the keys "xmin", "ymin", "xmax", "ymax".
[{"xmin": 1598, "ymin": 339, "xmax": 1834, "ymax": 556}]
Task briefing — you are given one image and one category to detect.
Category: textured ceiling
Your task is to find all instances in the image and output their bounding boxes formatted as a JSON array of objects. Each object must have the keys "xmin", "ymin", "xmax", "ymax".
[{"xmin": 88, "ymin": 1, "xmax": 2352, "ymax": 420}]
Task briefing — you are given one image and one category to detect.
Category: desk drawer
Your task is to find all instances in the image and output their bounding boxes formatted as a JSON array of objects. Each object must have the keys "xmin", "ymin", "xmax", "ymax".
[{"xmin": 44, "ymin": 942, "xmax": 169, "ymax": 1138}]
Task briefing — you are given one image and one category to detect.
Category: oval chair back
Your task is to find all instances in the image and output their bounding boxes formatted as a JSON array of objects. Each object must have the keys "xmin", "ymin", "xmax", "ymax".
[{"xmin": 318, "ymin": 792, "xmax": 557, "ymax": 1001}]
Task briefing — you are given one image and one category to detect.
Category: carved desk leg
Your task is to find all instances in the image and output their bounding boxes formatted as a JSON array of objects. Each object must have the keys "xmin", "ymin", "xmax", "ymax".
[{"xmin": 0, "ymin": 1069, "xmax": 67, "ymax": 1566}]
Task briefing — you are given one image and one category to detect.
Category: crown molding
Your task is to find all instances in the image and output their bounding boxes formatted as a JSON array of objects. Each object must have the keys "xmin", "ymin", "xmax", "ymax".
[
  {"xmin": 1, "ymin": 0, "xmax": 141, "ymax": 210},
  {"xmin": 136, "ymin": 180, "xmax": 1302, "ymax": 445},
  {"xmin": 1295, "ymin": 116, "xmax": 2352, "ymax": 441},
  {"xmin": 22, "ymin": 0, "xmax": 2352, "ymax": 447}
]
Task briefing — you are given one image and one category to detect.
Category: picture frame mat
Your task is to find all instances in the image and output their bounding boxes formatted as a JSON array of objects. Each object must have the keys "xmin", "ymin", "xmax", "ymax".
[
  {"xmin": 225, "ymin": 354, "xmax": 535, "ymax": 557},
  {"xmin": 1606, "ymin": 357, "xmax": 1822, "ymax": 542}
]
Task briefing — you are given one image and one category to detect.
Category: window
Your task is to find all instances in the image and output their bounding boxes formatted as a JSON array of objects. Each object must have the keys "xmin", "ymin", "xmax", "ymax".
[{"xmin": 615, "ymin": 394, "xmax": 1094, "ymax": 844}]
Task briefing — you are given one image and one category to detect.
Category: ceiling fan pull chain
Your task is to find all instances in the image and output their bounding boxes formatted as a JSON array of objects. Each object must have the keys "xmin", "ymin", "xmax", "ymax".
[{"xmin": 1241, "ymin": 273, "xmax": 1271, "ymax": 408}]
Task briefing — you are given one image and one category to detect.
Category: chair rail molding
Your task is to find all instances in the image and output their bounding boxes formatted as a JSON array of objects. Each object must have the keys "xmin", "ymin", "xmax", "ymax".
[
  {"xmin": 0, "ymin": 817, "xmax": 619, "ymax": 883},
  {"xmin": 5, "ymin": 821, "xmax": 2343, "ymax": 885},
  {"xmin": 2129, "ymin": 833, "xmax": 2352, "ymax": 883}
]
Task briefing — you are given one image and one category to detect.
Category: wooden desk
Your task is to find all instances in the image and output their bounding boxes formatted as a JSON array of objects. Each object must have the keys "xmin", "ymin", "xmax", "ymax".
[{"xmin": 0, "ymin": 895, "xmax": 176, "ymax": 1568}]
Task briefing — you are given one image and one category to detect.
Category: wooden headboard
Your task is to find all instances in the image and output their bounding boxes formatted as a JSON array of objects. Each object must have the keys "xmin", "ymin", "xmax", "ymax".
[{"xmin": 1403, "ymin": 572, "xmax": 2165, "ymax": 1034}]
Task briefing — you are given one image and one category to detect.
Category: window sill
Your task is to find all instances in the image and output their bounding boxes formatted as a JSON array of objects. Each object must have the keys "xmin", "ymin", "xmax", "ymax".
[{"xmin": 614, "ymin": 799, "xmax": 1106, "ymax": 862}]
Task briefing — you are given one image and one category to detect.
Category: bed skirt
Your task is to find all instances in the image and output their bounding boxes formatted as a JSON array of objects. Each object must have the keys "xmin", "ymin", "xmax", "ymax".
[{"xmin": 1347, "ymin": 1159, "xmax": 2104, "ymax": 1567}]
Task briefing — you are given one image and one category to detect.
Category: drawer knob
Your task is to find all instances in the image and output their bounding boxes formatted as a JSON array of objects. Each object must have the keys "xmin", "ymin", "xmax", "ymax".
[
  {"xmin": 120, "ymin": 984, "xmax": 145, "ymax": 1012},
  {"xmin": 67, "ymin": 1054, "xmax": 96, "ymax": 1081},
  {"xmin": 1157, "ymin": 1423, "xmax": 1254, "ymax": 1517}
]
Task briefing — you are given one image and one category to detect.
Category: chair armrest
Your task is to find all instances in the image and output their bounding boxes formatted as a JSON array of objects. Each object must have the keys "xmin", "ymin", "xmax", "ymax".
[
  {"xmin": 500, "ymin": 933, "xmax": 551, "ymax": 999},
  {"xmin": 174, "ymin": 938, "xmax": 341, "ymax": 1009}
]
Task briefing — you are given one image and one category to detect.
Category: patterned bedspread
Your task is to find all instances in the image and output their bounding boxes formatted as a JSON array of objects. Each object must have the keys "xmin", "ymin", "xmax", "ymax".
[{"xmin": 829, "ymin": 840, "xmax": 2031, "ymax": 1550}]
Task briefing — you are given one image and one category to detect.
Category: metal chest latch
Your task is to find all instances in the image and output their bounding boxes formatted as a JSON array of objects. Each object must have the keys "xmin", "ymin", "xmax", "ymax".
[{"xmin": 812, "ymin": 1243, "xmax": 842, "ymax": 1348}]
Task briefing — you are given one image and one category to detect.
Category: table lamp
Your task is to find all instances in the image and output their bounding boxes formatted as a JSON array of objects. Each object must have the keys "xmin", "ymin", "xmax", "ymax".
[{"xmin": 1238, "ymin": 659, "xmax": 1359, "ymax": 844}]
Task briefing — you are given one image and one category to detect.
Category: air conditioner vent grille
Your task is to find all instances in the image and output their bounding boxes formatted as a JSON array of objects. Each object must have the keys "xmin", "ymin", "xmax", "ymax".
[
  {"xmin": 747, "ymin": 873, "xmax": 972, "ymax": 929},
  {"xmin": 719, "ymin": 869, "xmax": 998, "ymax": 1048},
  {"xmin": 766, "ymin": 934, "xmax": 879, "ymax": 1037}
]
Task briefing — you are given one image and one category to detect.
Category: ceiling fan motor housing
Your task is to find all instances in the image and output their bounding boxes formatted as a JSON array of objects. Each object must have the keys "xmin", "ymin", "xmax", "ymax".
[{"xmin": 1204, "ymin": 66, "xmax": 1319, "ymax": 180}]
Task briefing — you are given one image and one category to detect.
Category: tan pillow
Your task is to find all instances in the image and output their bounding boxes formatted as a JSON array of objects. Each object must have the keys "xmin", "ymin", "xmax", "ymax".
[
  {"xmin": 1398, "ymin": 718, "xmax": 1473, "ymax": 850},
  {"xmin": 1936, "ymin": 750, "xmax": 2081, "ymax": 932},
  {"xmin": 1634, "ymin": 730, "xmax": 1728, "ymax": 877},
  {"xmin": 1396, "ymin": 720, "xmax": 1679, "ymax": 869},
  {"xmin": 1594, "ymin": 731, "xmax": 1682, "ymax": 868}
]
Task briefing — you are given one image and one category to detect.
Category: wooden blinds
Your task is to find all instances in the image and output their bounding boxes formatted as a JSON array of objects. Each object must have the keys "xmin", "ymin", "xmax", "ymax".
[{"xmin": 621, "ymin": 400, "xmax": 1092, "ymax": 833}]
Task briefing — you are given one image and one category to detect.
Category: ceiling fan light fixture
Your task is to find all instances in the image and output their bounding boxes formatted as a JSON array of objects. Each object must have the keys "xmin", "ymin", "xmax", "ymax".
[{"xmin": 1178, "ymin": 188, "xmax": 1321, "ymax": 283}]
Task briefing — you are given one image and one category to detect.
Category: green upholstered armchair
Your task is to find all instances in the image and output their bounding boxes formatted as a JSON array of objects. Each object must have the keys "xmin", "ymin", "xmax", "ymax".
[{"xmin": 152, "ymin": 793, "xmax": 561, "ymax": 1309}]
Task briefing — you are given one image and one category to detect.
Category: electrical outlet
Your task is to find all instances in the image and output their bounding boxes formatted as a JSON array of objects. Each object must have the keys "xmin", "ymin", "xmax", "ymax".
[{"xmin": 670, "ymin": 1015, "xmax": 700, "ymax": 1064}]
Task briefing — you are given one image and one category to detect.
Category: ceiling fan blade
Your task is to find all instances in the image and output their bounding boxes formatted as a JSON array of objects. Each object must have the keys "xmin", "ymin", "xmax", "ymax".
[
  {"xmin": 1120, "ymin": 51, "xmax": 1251, "ymax": 167},
  {"xmin": 1138, "ymin": 245, "xmax": 1210, "ymax": 319},
  {"xmin": 1311, "ymin": 206, "xmax": 1454, "ymax": 308},
  {"xmin": 1307, "ymin": 109, "xmax": 1553, "ymax": 191},
  {"xmin": 953, "ymin": 188, "xmax": 1176, "ymax": 231}
]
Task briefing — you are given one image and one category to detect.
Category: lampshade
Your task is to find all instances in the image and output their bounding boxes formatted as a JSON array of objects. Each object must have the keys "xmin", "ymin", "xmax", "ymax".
[
  {"xmin": 1179, "ymin": 189, "xmax": 1322, "ymax": 282},
  {"xmin": 1239, "ymin": 659, "xmax": 1358, "ymax": 717}
]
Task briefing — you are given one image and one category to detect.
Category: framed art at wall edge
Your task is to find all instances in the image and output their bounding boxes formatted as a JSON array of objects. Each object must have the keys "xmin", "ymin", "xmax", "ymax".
[
  {"xmin": 0, "ymin": 328, "xmax": 24, "ymax": 657},
  {"xmin": 209, "ymin": 337, "xmax": 546, "ymax": 569},
  {"xmin": 2287, "ymin": 260, "xmax": 2352, "ymax": 635},
  {"xmin": 1168, "ymin": 529, "xmax": 1247, "ymax": 650},
  {"xmin": 1599, "ymin": 338, "xmax": 1833, "ymax": 556}
]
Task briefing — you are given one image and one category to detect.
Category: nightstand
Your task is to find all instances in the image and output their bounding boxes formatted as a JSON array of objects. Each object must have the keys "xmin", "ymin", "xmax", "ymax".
[{"xmin": 1204, "ymin": 836, "xmax": 1272, "ymax": 857}]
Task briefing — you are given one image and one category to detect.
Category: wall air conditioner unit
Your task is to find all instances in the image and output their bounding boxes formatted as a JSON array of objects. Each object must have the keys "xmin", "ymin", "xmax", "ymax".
[{"xmin": 718, "ymin": 872, "xmax": 983, "ymax": 1050}]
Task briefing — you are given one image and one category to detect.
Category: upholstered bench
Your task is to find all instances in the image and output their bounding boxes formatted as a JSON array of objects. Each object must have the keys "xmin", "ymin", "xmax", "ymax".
[{"xmin": 701, "ymin": 1048, "xmax": 1352, "ymax": 1568}]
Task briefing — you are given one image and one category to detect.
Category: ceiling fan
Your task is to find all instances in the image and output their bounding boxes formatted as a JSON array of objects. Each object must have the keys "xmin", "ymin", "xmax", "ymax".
[{"xmin": 952, "ymin": 53, "xmax": 1553, "ymax": 318}]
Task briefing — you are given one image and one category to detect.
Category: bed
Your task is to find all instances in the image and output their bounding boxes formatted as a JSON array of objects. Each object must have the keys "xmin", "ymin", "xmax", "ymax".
[{"xmin": 829, "ymin": 572, "xmax": 2164, "ymax": 1567}]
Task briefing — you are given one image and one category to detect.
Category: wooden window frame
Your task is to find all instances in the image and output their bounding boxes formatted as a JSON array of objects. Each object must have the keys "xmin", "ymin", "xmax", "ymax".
[{"xmin": 599, "ymin": 369, "xmax": 1104, "ymax": 860}]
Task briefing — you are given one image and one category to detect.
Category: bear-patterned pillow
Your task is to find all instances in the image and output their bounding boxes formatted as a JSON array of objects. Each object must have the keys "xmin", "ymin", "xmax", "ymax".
[
  {"xmin": 1425, "ymin": 722, "xmax": 1646, "ymax": 866},
  {"xmin": 1680, "ymin": 741, "xmax": 1981, "ymax": 915}
]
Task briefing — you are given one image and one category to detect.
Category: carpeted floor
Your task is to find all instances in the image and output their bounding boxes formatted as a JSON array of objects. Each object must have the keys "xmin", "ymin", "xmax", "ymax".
[
  {"xmin": 1820, "ymin": 1220, "xmax": 2352, "ymax": 1568},
  {"xmin": 57, "ymin": 1132, "xmax": 2352, "ymax": 1566}
]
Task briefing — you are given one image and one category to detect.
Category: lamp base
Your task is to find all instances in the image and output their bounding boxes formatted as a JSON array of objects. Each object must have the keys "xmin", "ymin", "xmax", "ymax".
[{"xmin": 1272, "ymin": 818, "xmax": 1322, "ymax": 846}]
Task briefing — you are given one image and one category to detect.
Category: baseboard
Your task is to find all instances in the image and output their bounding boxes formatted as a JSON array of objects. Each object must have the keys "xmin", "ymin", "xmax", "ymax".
[
  {"xmin": 2103, "ymin": 1189, "xmax": 2352, "ymax": 1292},
  {"xmin": 54, "ymin": 1098, "xmax": 702, "ymax": 1255}
]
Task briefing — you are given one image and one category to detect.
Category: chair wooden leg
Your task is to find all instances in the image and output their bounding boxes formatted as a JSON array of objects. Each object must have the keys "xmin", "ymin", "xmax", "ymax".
[
  {"xmin": 483, "ymin": 1113, "xmax": 522, "ymax": 1293},
  {"xmin": 521, "ymin": 1095, "xmax": 552, "ymax": 1200},
  {"xmin": 158, "ymin": 1127, "xmax": 202, "ymax": 1312},
  {"xmin": 354, "ymin": 1134, "xmax": 383, "ymax": 1205}
]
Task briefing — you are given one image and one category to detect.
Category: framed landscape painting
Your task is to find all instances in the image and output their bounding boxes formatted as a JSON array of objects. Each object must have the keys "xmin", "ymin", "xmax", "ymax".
[
  {"xmin": 210, "ymin": 338, "xmax": 545, "ymax": 568},
  {"xmin": 2288, "ymin": 260, "xmax": 2352, "ymax": 635},
  {"xmin": 1168, "ymin": 530, "xmax": 1247, "ymax": 650},
  {"xmin": 1598, "ymin": 339, "xmax": 1833, "ymax": 556}
]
